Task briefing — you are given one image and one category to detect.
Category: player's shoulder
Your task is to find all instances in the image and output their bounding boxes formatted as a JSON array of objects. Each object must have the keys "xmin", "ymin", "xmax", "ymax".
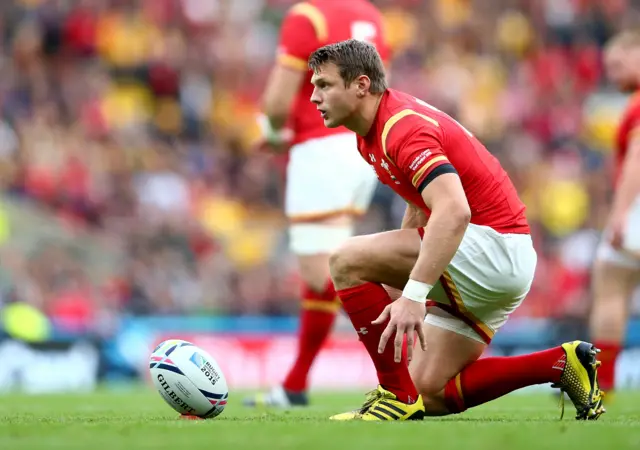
[
  {"xmin": 286, "ymin": 1, "xmax": 318, "ymax": 16},
  {"xmin": 378, "ymin": 90, "xmax": 441, "ymax": 138},
  {"xmin": 313, "ymin": 0, "xmax": 384, "ymax": 28},
  {"xmin": 283, "ymin": 2, "xmax": 328, "ymax": 38}
]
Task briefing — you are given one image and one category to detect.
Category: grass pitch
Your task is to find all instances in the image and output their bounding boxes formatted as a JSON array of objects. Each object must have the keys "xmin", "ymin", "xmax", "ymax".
[{"xmin": 0, "ymin": 388, "xmax": 639, "ymax": 450}]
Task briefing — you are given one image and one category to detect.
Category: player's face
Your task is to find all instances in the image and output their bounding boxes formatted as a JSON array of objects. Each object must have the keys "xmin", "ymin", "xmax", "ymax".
[
  {"xmin": 605, "ymin": 46, "xmax": 640, "ymax": 93},
  {"xmin": 310, "ymin": 63, "xmax": 360, "ymax": 128}
]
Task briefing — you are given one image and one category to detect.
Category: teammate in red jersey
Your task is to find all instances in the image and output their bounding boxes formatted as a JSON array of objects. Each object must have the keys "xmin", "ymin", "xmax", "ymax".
[
  {"xmin": 591, "ymin": 30, "xmax": 640, "ymax": 396},
  {"xmin": 306, "ymin": 39, "xmax": 604, "ymax": 421},
  {"xmin": 246, "ymin": 1, "xmax": 389, "ymax": 408}
]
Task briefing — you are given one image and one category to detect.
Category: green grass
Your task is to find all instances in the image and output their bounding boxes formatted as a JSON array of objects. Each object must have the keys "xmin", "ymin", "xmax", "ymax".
[{"xmin": 0, "ymin": 389, "xmax": 639, "ymax": 450}]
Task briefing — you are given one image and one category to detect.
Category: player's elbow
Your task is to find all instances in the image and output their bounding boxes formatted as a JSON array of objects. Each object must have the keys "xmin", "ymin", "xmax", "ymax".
[
  {"xmin": 435, "ymin": 200, "xmax": 470, "ymax": 232},
  {"xmin": 452, "ymin": 205, "xmax": 471, "ymax": 232}
]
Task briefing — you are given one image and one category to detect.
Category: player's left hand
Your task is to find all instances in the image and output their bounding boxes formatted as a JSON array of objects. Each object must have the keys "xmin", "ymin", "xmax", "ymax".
[
  {"xmin": 255, "ymin": 114, "xmax": 293, "ymax": 154},
  {"xmin": 372, "ymin": 297, "xmax": 427, "ymax": 363}
]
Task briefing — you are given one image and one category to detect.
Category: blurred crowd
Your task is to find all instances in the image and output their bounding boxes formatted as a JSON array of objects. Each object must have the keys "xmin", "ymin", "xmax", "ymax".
[{"xmin": 0, "ymin": 0, "xmax": 639, "ymax": 334}]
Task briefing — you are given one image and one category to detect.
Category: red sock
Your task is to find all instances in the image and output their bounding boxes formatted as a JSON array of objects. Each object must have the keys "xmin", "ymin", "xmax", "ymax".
[
  {"xmin": 444, "ymin": 346, "xmax": 566, "ymax": 413},
  {"xmin": 593, "ymin": 340, "xmax": 620, "ymax": 391},
  {"xmin": 283, "ymin": 279, "xmax": 339, "ymax": 392},
  {"xmin": 338, "ymin": 282, "xmax": 418, "ymax": 404}
]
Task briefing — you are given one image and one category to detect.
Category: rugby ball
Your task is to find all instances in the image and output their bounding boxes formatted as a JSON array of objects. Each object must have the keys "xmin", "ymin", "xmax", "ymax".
[{"xmin": 149, "ymin": 339, "xmax": 228, "ymax": 419}]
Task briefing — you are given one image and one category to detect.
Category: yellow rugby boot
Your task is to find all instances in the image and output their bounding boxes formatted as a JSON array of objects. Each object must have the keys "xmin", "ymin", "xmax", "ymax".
[
  {"xmin": 553, "ymin": 341, "xmax": 605, "ymax": 420},
  {"xmin": 330, "ymin": 385, "xmax": 425, "ymax": 421}
]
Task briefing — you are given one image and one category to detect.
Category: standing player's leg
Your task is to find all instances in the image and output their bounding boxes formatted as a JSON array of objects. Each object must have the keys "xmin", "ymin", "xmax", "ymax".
[
  {"xmin": 244, "ymin": 133, "xmax": 377, "ymax": 408},
  {"xmin": 589, "ymin": 254, "xmax": 640, "ymax": 394},
  {"xmin": 591, "ymin": 199, "xmax": 640, "ymax": 396},
  {"xmin": 277, "ymin": 214, "xmax": 348, "ymax": 405}
]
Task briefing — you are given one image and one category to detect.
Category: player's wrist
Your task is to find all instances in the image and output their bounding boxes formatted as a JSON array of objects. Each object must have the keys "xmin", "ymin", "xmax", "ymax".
[
  {"xmin": 402, "ymin": 279, "xmax": 433, "ymax": 304},
  {"xmin": 257, "ymin": 114, "xmax": 292, "ymax": 145}
]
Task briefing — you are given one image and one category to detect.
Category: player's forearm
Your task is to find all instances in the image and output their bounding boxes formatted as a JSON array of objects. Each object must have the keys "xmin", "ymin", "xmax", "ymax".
[
  {"xmin": 401, "ymin": 203, "xmax": 427, "ymax": 229},
  {"xmin": 611, "ymin": 143, "xmax": 640, "ymax": 217},
  {"xmin": 262, "ymin": 110, "xmax": 288, "ymax": 131},
  {"xmin": 262, "ymin": 105, "xmax": 289, "ymax": 131},
  {"xmin": 259, "ymin": 88, "xmax": 294, "ymax": 143},
  {"xmin": 409, "ymin": 204, "xmax": 469, "ymax": 286},
  {"xmin": 262, "ymin": 67, "xmax": 299, "ymax": 131}
]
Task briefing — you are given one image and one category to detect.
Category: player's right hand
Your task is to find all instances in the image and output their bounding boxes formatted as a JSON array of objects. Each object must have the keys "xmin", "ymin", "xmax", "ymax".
[{"xmin": 372, "ymin": 297, "xmax": 427, "ymax": 363}]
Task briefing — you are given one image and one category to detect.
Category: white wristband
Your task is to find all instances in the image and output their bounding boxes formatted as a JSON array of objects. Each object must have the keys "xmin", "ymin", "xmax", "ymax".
[
  {"xmin": 257, "ymin": 114, "xmax": 292, "ymax": 145},
  {"xmin": 402, "ymin": 279, "xmax": 433, "ymax": 304}
]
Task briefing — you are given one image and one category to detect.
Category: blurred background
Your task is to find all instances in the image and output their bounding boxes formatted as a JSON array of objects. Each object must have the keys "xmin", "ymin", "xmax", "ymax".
[{"xmin": 1, "ymin": 0, "xmax": 640, "ymax": 393}]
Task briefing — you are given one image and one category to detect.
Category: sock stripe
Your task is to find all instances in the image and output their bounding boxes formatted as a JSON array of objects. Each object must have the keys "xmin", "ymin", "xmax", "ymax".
[
  {"xmin": 379, "ymin": 401, "xmax": 408, "ymax": 415},
  {"xmin": 455, "ymin": 373, "xmax": 465, "ymax": 404},
  {"xmin": 283, "ymin": 279, "xmax": 338, "ymax": 393},
  {"xmin": 301, "ymin": 299, "xmax": 341, "ymax": 313},
  {"xmin": 444, "ymin": 374, "xmax": 466, "ymax": 413}
]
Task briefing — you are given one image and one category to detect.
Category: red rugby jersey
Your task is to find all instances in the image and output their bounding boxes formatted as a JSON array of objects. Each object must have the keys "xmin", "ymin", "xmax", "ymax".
[
  {"xmin": 277, "ymin": 0, "xmax": 390, "ymax": 145},
  {"xmin": 357, "ymin": 89, "xmax": 530, "ymax": 234},
  {"xmin": 614, "ymin": 91, "xmax": 640, "ymax": 187}
]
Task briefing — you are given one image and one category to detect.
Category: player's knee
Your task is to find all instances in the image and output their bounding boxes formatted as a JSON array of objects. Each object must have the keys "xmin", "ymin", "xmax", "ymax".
[
  {"xmin": 329, "ymin": 237, "xmax": 367, "ymax": 288},
  {"xmin": 414, "ymin": 377, "xmax": 446, "ymax": 400},
  {"xmin": 410, "ymin": 361, "xmax": 447, "ymax": 398}
]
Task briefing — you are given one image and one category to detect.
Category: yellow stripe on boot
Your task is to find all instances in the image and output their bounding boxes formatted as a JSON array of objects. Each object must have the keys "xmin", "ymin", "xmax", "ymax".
[{"xmin": 330, "ymin": 386, "xmax": 425, "ymax": 421}]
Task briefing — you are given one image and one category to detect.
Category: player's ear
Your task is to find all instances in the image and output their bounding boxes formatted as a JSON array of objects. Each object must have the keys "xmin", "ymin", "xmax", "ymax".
[{"xmin": 355, "ymin": 75, "xmax": 371, "ymax": 97}]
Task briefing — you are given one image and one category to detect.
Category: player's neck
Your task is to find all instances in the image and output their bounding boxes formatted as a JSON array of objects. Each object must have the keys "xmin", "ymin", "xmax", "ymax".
[{"xmin": 347, "ymin": 93, "xmax": 384, "ymax": 136}]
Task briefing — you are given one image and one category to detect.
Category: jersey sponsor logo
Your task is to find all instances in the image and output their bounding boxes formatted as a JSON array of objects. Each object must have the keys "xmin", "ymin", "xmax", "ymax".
[{"xmin": 409, "ymin": 149, "xmax": 432, "ymax": 171}]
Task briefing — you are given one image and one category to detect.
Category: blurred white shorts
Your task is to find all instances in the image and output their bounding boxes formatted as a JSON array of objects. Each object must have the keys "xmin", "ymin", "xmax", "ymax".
[
  {"xmin": 424, "ymin": 224, "xmax": 538, "ymax": 344},
  {"xmin": 285, "ymin": 133, "xmax": 378, "ymax": 255},
  {"xmin": 596, "ymin": 197, "xmax": 640, "ymax": 269}
]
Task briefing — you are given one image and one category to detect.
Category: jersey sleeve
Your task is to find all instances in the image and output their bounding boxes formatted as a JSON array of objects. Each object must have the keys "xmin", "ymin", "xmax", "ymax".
[
  {"xmin": 276, "ymin": 3, "xmax": 325, "ymax": 71},
  {"xmin": 628, "ymin": 101, "xmax": 640, "ymax": 140},
  {"xmin": 385, "ymin": 113, "xmax": 455, "ymax": 192}
]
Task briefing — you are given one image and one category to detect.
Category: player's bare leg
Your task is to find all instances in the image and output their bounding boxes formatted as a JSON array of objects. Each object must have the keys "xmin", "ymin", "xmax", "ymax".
[
  {"xmin": 589, "ymin": 259, "xmax": 639, "ymax": 394},
  {"xmin": 409, "ymin": 317, "xmax": 484, "ymax": 414},
  {"xmin": 328, "ymin": 229, "xmax": 604, "ymax": 420},
  {"xmin": 244, "ymin": 215, "xmax": 353, "ymax": 408}
]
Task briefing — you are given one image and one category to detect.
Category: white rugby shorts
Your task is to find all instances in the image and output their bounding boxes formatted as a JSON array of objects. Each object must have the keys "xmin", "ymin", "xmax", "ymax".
[
  {"xmin": 285, "ymin": 133, "xmax": 378, "ymax": 254},
  {"xmin": 423, "ymin": 224, "xmax": 538, "ymax": 344},
  {"xmin": 596, "ymin": 196, "xmax": 640, "ymax": 269}
]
